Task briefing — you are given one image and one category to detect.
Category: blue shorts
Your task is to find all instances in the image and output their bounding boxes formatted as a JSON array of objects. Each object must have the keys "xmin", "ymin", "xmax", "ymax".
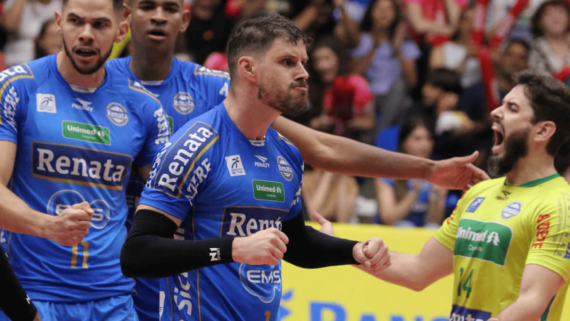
[{"xmin": 1, "ymin": 294, "xmax": 139, "ymax": 321}]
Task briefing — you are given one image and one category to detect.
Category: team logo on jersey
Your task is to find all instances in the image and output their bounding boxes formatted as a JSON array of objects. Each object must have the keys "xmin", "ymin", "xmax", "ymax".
[
  {"xmin": 71, "ymin": 98, "xmax": 93, "ymax": 112},
  {"xmin": 62, "ymin": 121, "xmax": 110, "ymax": 145},
  {"xmin": 277, "ymin": 156, "xmax": 293, "ymax": 181},
  {"xmin": 226, "ymin": 154, "xmax": 246, "ymax": 176},
  {"xmin": 565, "ymin": 241, "xmax": 570, "ymax": 259},
  {"xmin": 106, "ymin": 103, "xmax": 129, "ymax": 126},
  {"xmin": 254, "ymin": 155, "xmax": 270, "ymax": 168},
  {"xmin": 239, "ymin": 263, "xmax": 282, "ymax": 303},
  {"xmin": 253, "ymin": 180, "xmax": 285, "ymax": 202},
  {"xmin": 466, "ymin": 197, "xmax": 485, "ymax": 213},
  {"xmin": 450, "ymin": 305, "xmax": 491, "ymax": 321},
  {"xmin": 455, "ymin": 218, "xmax": 513, "ymax": 266},
  {"xmin": 32, "ymin": 142, "xmax": 131, "ymax": 190},
  {"xmin": 173, "ymin": 92, "xmax": 195, "ymax": 115},
  {"xmin": 36, "ymin": 93, "xmax": 56, "ymax": 113},
  {"xmin": 152, "ymin": 122, "xmax": 218, "ymax": 199},
  {"xmin": 501, "ymin": 202, "xmax": 521, "ymax": 220},
  {"xmin": 47, "ymin": 190, "xmax": 111, "ymax": 229}
]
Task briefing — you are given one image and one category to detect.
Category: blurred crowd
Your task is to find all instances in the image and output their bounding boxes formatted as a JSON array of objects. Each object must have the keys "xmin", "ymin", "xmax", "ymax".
[{"xmin": 1, "ymin": 0, "xmax": 570, "ymax": 228}]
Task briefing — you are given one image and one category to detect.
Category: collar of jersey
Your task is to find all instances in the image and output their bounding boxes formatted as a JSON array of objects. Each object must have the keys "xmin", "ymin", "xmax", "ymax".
[
  {"xmin": 217, "ymin": 103, "xmax": 267, "ymax": 147},
  {"xmin": 49, "ymin": 54, "xmax": 110, "ymax": 93},
  {"xmin": 125, "ymin": 56, "xmax": 178, "ymax": 86},
  {"xmin": 503, "ymin": 173, "xmax": 561, "ymax": 188}
]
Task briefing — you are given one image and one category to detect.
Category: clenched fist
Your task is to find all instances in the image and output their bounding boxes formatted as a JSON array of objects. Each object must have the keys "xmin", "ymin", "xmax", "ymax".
[
  {"xmin": 353, "ymin": 237, "xmax": 390, "ymax": 271},
  {"xmin": 232, "ymin": 228, "xmax": 289, "ymax": 266},
  {"xmin": 44, "ymin": 201, "xmax": 93, "ymax": 246}
]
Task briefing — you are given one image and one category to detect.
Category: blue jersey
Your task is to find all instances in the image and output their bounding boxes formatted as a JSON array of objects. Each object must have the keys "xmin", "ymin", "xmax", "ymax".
[
  {"xmin": 107, "ymin": 56, "xmax": 230, "ymax": 320},
  {"xmin": 139, "ymin": 103, "xmax": 303, "ymax": 321},
  {"xmin": 0, "ymin": 55, "xmax": 170, "ymax": 302}
]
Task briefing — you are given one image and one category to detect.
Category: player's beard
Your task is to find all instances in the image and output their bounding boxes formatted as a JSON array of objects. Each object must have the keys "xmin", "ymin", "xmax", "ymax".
[
  {"xmin": 258, "ymin": 77, "xmax": 309, "ymax": 116},
  {"xmin": 63, "ymin": 38, "xmax": 113, "ymax": 75},
  {"xmin": 487, "ymin": 127, "xmax": 530, "ymax": 178}
]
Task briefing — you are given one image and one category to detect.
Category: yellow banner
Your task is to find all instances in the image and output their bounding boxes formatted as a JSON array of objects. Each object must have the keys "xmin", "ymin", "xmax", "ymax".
[{"xmin": 280, "ymin": 223, "xmax": 570, "ymax": 321}]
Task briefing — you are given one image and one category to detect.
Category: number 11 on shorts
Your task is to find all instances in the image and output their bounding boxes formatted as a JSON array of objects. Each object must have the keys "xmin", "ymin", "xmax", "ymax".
[{"xmin": 71, "ymin": 241, "xmax": 89, "ymax": 269}]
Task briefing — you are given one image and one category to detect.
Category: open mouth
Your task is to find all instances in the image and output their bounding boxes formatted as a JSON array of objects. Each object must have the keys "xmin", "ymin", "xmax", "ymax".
[
  {"xmin": 492, "ymin": 123, "xmax": 505, "ymax": 155},
  {"xmin": 75, "ymin": 48, "xmax": 97, "ymax": 58},
  {"xmin": 148, "ymin": 29, "xmax": 167, "ymax": 38}
]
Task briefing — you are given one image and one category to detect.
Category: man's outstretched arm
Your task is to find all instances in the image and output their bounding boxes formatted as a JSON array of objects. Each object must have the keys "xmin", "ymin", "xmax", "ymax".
[{"xmin": 273, "ymin": 116, "xmax": 489, "ymax": 190}]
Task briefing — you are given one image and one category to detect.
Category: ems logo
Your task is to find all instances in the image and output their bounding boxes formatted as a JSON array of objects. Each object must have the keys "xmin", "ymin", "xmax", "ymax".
[
  {"xmin": 173, "ymin": 92, "xmax": 195, "ymax": 115},
  {"xmin": 36, "ymin": 93, "xmax": 56, "ymax": 113},
  {"xmin": 106, "ymin": 103, "xmax": 129, "ymax": 126},
  {"xmin": 277, "ymin": 156, "xmax": 293, "ymax": 181},
  {"xmin": 466, "ymin": 197, "xmax": 485, "ymax": 213},
  {"xmin": 501, "ymin": 202, "xmax": 522, "ymax": 220},
  {"xmin": 225, "ymin": 154, "xmax": 246, "ymax": 176}
]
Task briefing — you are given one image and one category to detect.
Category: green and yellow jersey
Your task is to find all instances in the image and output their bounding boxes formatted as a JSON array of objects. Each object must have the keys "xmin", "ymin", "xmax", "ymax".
[{"xmin": 434, "ymin": 174, "xmax": 570, "ymax": 320}]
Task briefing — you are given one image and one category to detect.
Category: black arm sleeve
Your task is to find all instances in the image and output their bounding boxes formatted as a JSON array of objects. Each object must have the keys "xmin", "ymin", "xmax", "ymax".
[
  {"xmin": 120, "ymin": 209, "xmax": 235, "ymax": 278},
  {"xmin": 281, "ymin": 212, "xmax": 359, "ymax": 268},
  {"xmin": 0, "ymin": 247, "xmax": 37, "ymax": 321}
]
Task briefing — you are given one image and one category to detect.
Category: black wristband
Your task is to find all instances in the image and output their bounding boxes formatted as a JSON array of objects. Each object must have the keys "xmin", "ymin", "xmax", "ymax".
[
  {"xmin": 121, "ymin": 209, "xmax": 235, "ymax": 278},
  {"xmin": 282, "ymin": 212, "xmax": 358, "ymax": 268},
  {"xmin": 0, "ymin": 246, "xmax": 37, "ymax": 321}
]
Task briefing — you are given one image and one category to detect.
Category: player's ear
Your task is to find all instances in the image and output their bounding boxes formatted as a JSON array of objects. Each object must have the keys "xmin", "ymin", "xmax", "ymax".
[
  {"xmin": 115, "ymin": 18, "xmax": 130, "ymax": 43},
  {"xmin": 122, "ymin": 2, "xmax": 132, "ymax": 23},
  {"xmin": 533, "ymin": 121, "xmax": 556, "ymax": 144},
  {"xmin": 180, "ymin": 8, "xmax": 191, "ymax": 32},
  {"xmin": 54, "ymin": 11, "xmax": 63, "ymax": 34},
  {"xmin": 237, "ymin": 56, "xmax": 257, "ymax": 83}
]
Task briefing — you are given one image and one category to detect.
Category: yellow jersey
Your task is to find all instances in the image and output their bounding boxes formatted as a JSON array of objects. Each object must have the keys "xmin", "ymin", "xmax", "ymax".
[{"xmin": 434, "ymin": 174, "xmax": 570, "ymax": 320}]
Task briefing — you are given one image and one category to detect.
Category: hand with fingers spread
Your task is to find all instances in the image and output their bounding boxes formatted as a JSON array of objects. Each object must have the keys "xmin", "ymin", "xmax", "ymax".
[
  {"xmin": 45, "ymin": 201, "xmax": 93, "ymax": 247},
  {"xmin": 353, "ymin": 237, "xmax": 391, "ymax": 271},
  {"xmin": 231, "ymin": 228, "xmax": 289, "ymax": 266}
]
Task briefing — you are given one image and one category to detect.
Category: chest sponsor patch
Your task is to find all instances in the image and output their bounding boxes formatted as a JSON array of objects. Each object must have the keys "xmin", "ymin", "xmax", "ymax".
[
  {"xmin": 277, "ymin": 156, "xmax": 293, "ymax": 181},
  {"xmin": 106, "ymin": 102, "xmax": 129, "ymax": 126},
  {"xmin": 454, "ymin": 218, "xmax": 513, "ymax": 266},
  {"xmin": 62, "ymin": 121, "xmax": 110, "ymax": 145},
  {"xmin": 252, "ymin": 180, "xmax": 285, "ymax": 202},
  {"xmin": 32, "ymin": 142, "xmax": 132, "ymax": 190},
  {"xmin": 501, "ymin": 201, "xmax": 521, "ymax": 220},
  {"xmin": 222, "ymin": 206, "xmax": 288, "ymax": 237},
  {"xmin": 173, "ymin": 92, "xmax": 195, "ymax": 115}
]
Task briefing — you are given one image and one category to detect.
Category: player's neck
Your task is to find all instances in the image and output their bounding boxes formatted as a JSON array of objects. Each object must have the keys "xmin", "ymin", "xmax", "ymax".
[
  {"xmin": 505, "ymin": 153, "xmax": 557, "ymax": 185},
  {"xmin": 224, "ymin": 88, "xmax": 281, "ymax": 141},
  {"xmin": 129, "ymin": 47, "xmax": 174, "ymax": 82},
  {"xmin": 56, "ymin": 52, "xmax": 106, "ymax": 88}
]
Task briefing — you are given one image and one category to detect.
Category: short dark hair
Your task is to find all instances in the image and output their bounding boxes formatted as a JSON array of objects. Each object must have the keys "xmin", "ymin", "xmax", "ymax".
[
  {"xmin": 531, "ymin": 0, "xmax": 570, "ymax": 38},
  {"xmin": 515, "ymin": 71, "xmax": 570, "ymax": 156},
  {"xmin": 425, "ymin": 68, "xmax": 462, "ymax": 95},
  {"xmin": 63, "ymin": 0, "xmax": 123, "ymax": 13},
  {"xmin": 226, "ymin": 14, "xmax": 312, "ymax": 81}
]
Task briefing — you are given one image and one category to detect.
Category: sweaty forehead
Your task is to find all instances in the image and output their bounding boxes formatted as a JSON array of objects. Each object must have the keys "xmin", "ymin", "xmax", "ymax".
[
  {"xmin": 131, "ymin": 0, "xmax": 184, "ymax": 6},
  {"xmin": 64, "ymin": 0, "xmax": 117, "ymax": 18}
]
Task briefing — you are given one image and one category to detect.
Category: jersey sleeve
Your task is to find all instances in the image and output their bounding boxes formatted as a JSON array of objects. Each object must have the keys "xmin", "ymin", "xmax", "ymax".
[
  {"xmin": 434, "ymin": 192, "xmax": 471, "ymax": 251},
  {"xmin": 525, "ymin": 194, "xmax": 570, "ymax": 282},
  {"xmin": 280, "ymin": 135, "xmax": 304, "ymax": 222},
  {"xmin": 138, "ymin": 121, "xmax": 219, "ymax": 221},
  {"xmin": 0, "ymin": 65, "xmax": 33, "ymax": 144},
  {"xmin": 196, "ymin": 65, "xmax": 231, "ymax": 108},
  {"xmin": 134, "ymin": 99, "xmax": 171, "ymax": 168}
]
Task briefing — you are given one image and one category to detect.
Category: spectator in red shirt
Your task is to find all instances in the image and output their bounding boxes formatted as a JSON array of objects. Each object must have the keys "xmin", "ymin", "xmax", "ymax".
[
  {"xmin": 404, "ymin": 0, "xmax": 464, "ymax": 46},
  {"xmin": 309, "ymin": 36, "xmax": 375, "ymax": 141}
]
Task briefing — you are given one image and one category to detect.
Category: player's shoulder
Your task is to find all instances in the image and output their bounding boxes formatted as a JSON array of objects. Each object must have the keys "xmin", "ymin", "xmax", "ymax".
[
  {"xmin": 185, "ymin": 61, "xmax": 230, "ymax": 81},
  {"xmin": 270, "ymin": 129, "xmax": 303, "ymax": 168},
  {"xmin": 106, "ymin": 68, "xmax": 161, "ymax": 107},
  {"xmin": 106, "ymin": 57, "xmax": 130, "ymax": 73},
  {"xmin": 0, "ymin": 56, "xmax": 52, "ymax": 93}
]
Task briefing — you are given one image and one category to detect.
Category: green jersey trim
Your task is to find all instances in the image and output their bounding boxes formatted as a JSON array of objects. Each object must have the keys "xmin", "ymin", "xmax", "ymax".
[
  {"xmin": 504, "ymin": 174, "xmax": 560, "ymax": 188},
  {"xmin": 541, "ymin": 295, "xmax": 555, "ymax": 321}
]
